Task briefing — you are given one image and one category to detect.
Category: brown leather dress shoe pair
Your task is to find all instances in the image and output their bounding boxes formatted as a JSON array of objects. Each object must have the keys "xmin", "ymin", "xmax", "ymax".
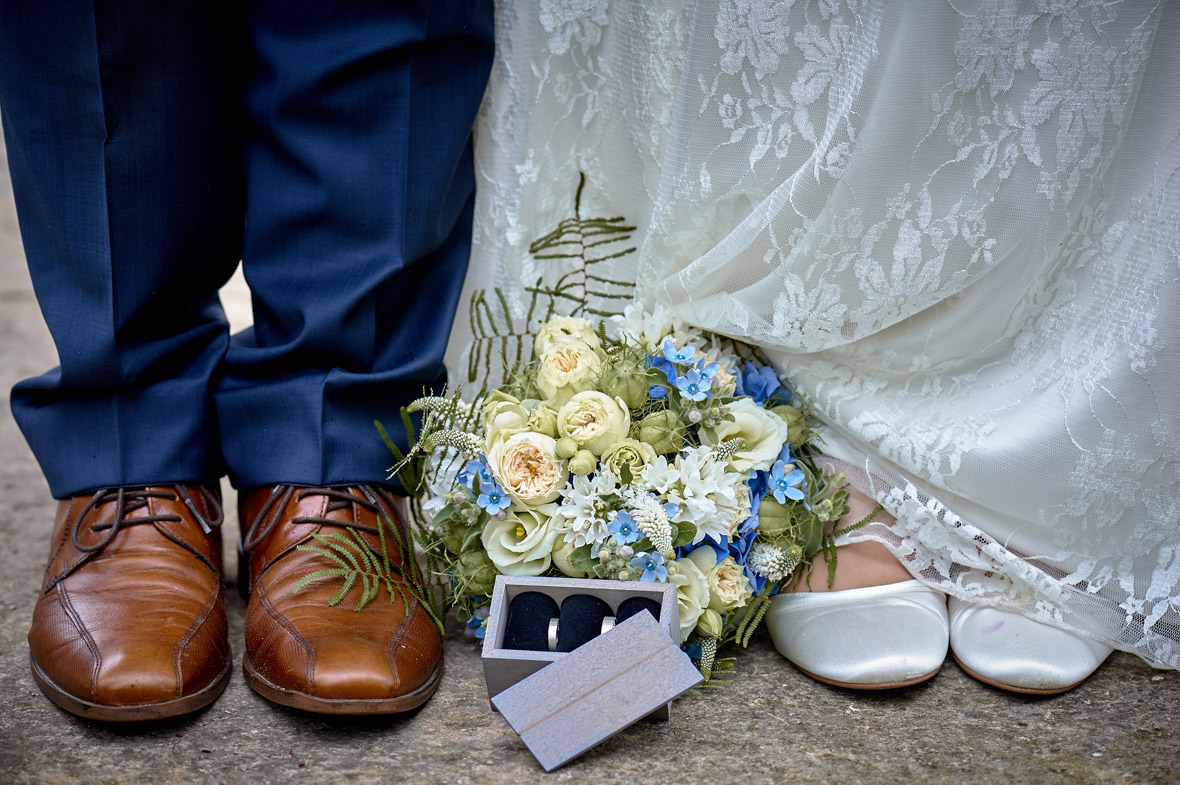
[{"xmin": 28, "ymin": 483, "xmax": 443, "ymax": 721}]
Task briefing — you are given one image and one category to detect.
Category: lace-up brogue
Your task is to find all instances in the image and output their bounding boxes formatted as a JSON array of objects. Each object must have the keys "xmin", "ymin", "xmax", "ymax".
[
  {"xmin": 239, "ymin": 485, "xmax": 443, "ymax": 714},
  {"xmin": 28, "ymin": 485, "xmax": 230, "ymax": 721}
]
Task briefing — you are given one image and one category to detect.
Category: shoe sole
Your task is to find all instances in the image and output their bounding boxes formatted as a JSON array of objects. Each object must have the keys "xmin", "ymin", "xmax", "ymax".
[
  {"xmin": 30, "ymin": 654, "xmax": 231, "ymax": 722},
  {"xmin": 951, "ymin": 653, "xmax": 1087, "ymax": 695},
  {"xmin": 793, "ymin": 661, "xmax": 942, "ymax": 690},
  {"xmin": 242, "ymin": 653, "xmax": 444, "ymax": 715}
]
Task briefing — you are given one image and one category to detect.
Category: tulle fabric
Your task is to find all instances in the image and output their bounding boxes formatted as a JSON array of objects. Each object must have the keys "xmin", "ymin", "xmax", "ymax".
[{"xmin": 450, "ymin": 0, "xmax": 1180, "ymax": 668}]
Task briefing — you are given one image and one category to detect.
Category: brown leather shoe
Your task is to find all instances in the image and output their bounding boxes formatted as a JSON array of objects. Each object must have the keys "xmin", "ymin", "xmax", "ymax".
[
  {"xmin": 239, "ymin": 485, "xmax": 443, "ymax": 714},
  {"xmin": 28, "ymin": 485, "xmax": 231, "ymax": 721}
]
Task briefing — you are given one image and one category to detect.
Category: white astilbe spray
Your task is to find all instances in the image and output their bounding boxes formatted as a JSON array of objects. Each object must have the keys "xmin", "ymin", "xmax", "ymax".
[
  {"xmin": 747, "ymin": 543, "xmax": 801, "ymax": 583},
  {"xmin": 407, "ymin": 396, "xmax": 472, "ymax": 419},
  {"xmin": 423, "ymin": 429, "xmax": 483, "ymax": 457},
  {"xmin": 629, "ymin": 493, "xmax": 675, "ymax": 558}
]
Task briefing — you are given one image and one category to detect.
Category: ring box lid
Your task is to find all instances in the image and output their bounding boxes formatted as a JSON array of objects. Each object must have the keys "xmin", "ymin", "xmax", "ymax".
[
  {"xmin": 491, "ymin": 611, "xmax": 703, "ymax": 772},
  {"xmin": 481, "ymin": 575, "xmax": 681, "ymax": 716}
]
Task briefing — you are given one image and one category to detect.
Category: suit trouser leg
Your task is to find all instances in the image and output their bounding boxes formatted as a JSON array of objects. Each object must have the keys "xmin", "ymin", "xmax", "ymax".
[
  {"xmin": 0, "ymin": 1, "xmax": 245, "ymax": 498},
  {"xmin": 219, "ymin": 0, "xmax": 493, "ymax": 491},
  {"xmin": 2, "ymin": 1, "xmax": 493, "ymax": 497}
]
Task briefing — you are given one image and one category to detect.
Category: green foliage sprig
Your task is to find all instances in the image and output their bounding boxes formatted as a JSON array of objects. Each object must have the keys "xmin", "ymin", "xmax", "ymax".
[
  {"xmin": 290, "ymin": 513, "xmax": 446, "ymax": 637},
  {"xmin": 465, "ymin": 173, "xmax": 637, "ymax": 388}
]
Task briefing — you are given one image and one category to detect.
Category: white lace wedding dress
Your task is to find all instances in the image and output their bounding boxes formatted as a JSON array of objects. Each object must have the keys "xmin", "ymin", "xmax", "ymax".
[{"xmin": 447, "ymin": 0, "xmax": 1180, "ymax": 669}]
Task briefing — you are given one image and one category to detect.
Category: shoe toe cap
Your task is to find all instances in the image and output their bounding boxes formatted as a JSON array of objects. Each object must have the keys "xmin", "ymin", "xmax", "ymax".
[
  {"xmin": 949, "ymin": 600, "xmax": 1112, "ymax": 692},
  {"xmin": 311, "ymin": 636, "xmax": 397, "ymax": 700},
  {"xmin": 92, "ymin": 654, "xmax": 181, "ymax": 706},
  {"xmin": 767, "ymin": 582, "xmax": 949, "ymax": 687}
]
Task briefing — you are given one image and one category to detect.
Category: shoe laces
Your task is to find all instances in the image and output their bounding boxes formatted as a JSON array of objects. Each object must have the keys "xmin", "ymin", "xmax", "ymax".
[
  {"xmin": 241, "ymin": 485, "xmax": 391, "ymax": 554},
  {"xmin": 70, "ymin": 485, "xmax": 224, "ymax": 554}
]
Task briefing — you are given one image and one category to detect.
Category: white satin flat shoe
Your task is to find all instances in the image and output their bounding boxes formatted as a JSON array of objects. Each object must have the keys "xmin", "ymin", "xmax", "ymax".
[
  {"xmin": 948, "ymin": 597, "xmax": 1112, "ymax": 695},
  {"xmin": 766, "ymin": 580, "xmax": 949, "ymax": 689}
]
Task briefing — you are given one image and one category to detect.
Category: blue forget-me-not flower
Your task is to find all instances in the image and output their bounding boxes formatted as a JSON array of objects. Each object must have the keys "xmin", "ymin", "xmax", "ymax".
[
  {"xmin": 631, "ymin": 551, "xmax": 668, "ymax": 582},
  {"xmin": 769, "ymin": 459, "xmax": 806, "ymax": 503}
]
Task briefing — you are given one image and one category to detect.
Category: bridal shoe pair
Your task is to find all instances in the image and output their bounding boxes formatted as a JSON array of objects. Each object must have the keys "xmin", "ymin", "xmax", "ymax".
[
  {"xmin": 764, "ymin": 496, "xmax": 1112, "ymax": 693},
  {"xmin": 766, "ymin": 582, "xmax": 1112, "ymax": 693}
]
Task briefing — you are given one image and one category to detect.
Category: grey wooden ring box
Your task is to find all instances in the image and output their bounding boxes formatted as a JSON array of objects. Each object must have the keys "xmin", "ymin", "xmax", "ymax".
[{"xmin": 482, "ymin": 576, "xmax": 703, "ymax": 771}]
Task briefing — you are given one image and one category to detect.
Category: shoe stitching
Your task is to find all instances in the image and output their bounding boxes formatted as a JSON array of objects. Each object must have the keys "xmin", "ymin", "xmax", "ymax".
[
  {"xmin": 44, "ymin": 497, "xmax": 78, "ymax": 591},
  {"xmin": 385, "ymin": 597, "xmax": 421, "ymax": 694},
  {"xmin": 57, "ymin": 583, "xmax": 102, "ymax": 701},
  {"xmin": 254, "ymin": 581, "xmax": 317, "ymax": 695},
  {"xmin": 173, "ymin": 578, "xmax": 222, "ymax": 700}
]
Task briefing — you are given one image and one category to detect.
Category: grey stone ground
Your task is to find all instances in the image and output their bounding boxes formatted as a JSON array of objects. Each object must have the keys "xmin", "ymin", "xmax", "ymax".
[{"xmin": 0, "ymin": 139, "xmax": 1177, "ymax": 785}]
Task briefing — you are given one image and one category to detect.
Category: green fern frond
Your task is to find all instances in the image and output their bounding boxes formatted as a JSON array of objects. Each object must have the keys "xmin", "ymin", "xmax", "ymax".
[
  {"xmin": 291, "ymin": 568, "xmax": 349, "ymax": 594},
  {"xmin": 291, "ymin": 514, "xmax": 444, "ymax": 635}
]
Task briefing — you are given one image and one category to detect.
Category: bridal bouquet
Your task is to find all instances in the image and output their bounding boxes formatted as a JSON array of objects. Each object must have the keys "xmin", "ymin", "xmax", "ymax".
[{"xmin": 390, "ymin": 304, "xmax": 851, "ymax": 676}]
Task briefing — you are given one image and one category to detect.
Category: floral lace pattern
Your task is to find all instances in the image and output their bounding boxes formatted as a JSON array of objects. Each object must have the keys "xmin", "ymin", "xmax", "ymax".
[{"xmin": 454, "ymin": 0, "xmax": 1180, "ymax": 668}]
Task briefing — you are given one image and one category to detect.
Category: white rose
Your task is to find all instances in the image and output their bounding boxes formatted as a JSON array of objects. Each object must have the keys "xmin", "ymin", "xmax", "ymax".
[
  {"xmin": 703, "ymin": 398, "xmax": 788, "ymax": 473},
  {"xmin": 535, "ymin": 340, "xmax": 603, "ymax": 407},
  {"xmin": 669, "ymin": 555, "xmax": 709, "ymax": 642},
  {"xmin": 535, "ymin": 316, "xmax": 601, "ymax": 355},
  {"xmin": 481, "ymin": 503, "xmax": 562, "ymax": 576},
  {"xmin": 487, "ymin": 432, "xmax": 567, "ymax": 506},
  {"xmin": 481, "ymin": 394, "xmax": 530, "ymax": 453},
  {"xmin": 526, "ymin": 403, "xmax": 559, "ymax": 439},
  {"xmin": 551, "ymin": 536, "xmax": 588, "ymax": 578},
  {"xmin": 557, "ymin": 391, "xmax": 631, "ymax": 457}
]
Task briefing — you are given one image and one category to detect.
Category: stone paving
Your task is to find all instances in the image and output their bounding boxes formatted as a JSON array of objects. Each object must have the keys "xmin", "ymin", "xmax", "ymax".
[{"xmin": 1, "ymin": 139, "xmax": 1178, "ymax": 785}]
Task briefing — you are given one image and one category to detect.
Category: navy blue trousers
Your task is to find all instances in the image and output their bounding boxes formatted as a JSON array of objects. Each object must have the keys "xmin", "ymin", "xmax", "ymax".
[{"xmin": 0, "ymin": 1, "xmax": 493, "ymax": 497}]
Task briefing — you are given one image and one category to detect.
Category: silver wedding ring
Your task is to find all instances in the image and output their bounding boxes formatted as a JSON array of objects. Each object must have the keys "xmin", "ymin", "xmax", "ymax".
[
  {"xmin": 600, "ymin": 616, "xmax": 616, "ymax": 636},
  {"xmin": 547, "ymin": 617, "xmax": 560, "ymax": 651}
]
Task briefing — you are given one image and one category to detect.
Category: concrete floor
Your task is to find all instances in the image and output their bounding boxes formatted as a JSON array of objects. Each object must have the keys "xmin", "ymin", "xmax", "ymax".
[{"xmin": 1, "ymin": 139, "xmax": 1178, "ymax": 785}]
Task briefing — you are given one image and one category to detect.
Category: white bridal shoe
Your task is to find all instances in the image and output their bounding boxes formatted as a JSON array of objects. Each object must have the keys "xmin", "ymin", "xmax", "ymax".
[
  {"xmin": 948, "ymin": 597, "xmax": 1113, "ymax": 695},
  {"xmin": 766, "ymin": 580, "xmax": 949, "ymax": 689}
]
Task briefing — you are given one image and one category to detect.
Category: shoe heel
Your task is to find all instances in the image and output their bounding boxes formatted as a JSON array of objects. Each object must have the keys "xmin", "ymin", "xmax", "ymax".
[{"xmin": 237, "ymin": 540, "xmax": 250, "ymax": 602}]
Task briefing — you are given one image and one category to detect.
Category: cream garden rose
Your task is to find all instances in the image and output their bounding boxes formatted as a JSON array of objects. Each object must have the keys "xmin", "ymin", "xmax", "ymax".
[
  {"xmin": 686, "ymin": 549, "xmax": 754, "ymax": 613},
  {"xmin": 487, "ymin": 431, "xmax": 566, "ymax": 506},
  {"xmin": 557, "ymin": 391, "xmax": 631, "ymax": 456},
  {"xmin": 534, "ymin": 316, "xmax": 601, "ymax": 355},
  {"xmin": 703, "ymin": 398, "xmax": 788, "ymax": 473},
  {"xmin": 536, "ymin": 340, "xmax": 603, "ymax": 406},
  {"xmin": 481, "ymin": 503, "xmax": 562, "ymax": 576}
]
